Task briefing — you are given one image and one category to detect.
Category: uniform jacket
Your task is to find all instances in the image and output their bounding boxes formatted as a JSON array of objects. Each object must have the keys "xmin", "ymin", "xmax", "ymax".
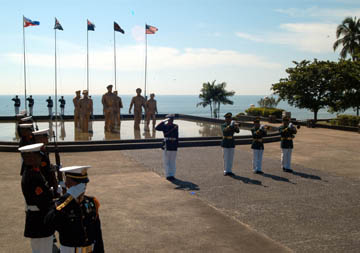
[
  {"xmin": 221, "ymin": 123, "xmax": 239, "ymax": 148},
  {"xmin": 46, "ymin": 98, "xmax": 53, "ymax": 108},
  {"xmin": 21, "ymin": 165, "xmax": 55, "ymax": 238},
  {"xmin": 12, "ymin": 97, "xmax": 21, "ymax": 107},
  {"xmin": 45, "ymin": 194, "xmax": 104, "ymax": 252},
  {"xmin": 26, "ymin": 97, "xmax": 34, "ymax": 107},
  {"xmin": 251, "ymin": 127, "xmax": 267, "ymax": 150},
  {"xmin": 155, "ymin": 122, "xmax": 179, "ymax": 151},
  {"xmin": 59, "ymin": 99, "xmax": 66, "ymax": 108},
  {"xmin": 279, "ymin": 125, "xmax": 297, "ymax": 149}
]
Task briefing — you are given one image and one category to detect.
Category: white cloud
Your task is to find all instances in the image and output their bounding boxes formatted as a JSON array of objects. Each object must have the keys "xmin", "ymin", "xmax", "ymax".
[
  {"xmin": 235, "ymin": 23, "xmax": 337, "ymax": 53},
  {"xmin": 275, "ymin": 7, "xmax": 360, "ymax": 20},
  {"xmin": 4, "ymin": 45, "xmax": 281, "ymax": 71}
]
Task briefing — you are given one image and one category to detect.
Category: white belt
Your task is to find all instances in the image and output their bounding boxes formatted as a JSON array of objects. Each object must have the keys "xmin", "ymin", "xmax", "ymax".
[
  {"xmin": 26, "ymin": 205, "xmax": 40, "ymax": 211},
  {"xmin": 164, "ymin": 137, "xmax": 177, "ymax": 141}
]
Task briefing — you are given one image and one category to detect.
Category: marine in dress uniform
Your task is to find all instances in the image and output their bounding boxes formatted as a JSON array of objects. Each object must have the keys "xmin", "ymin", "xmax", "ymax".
[
  {"xmin": 251, "ymin": 118, "xmax": 267, "ymax": 174},
  {"xmin": 27, "ymin": 95, "xmax": 35, "ymax": 116},
  {"xmin": 12, "ymin": 95, "xmax": 21, "ymax": 115},
  {"xmin": 279, "ymin": 116, "xmax": 297, "ymax": 173},
  {"xmin": 46, "ymin": 96, "xmax": 54, "ymax": 118},
  {"xmin": 45, "ymin": 166, "xmax": 104, "ymax": 253},
  {"xmin": 221, "ymin": 112, "xmax": 240, "ymax": 176},
  {"xmin": 19, "ymin": 123, "xmax": 36, "ymax": 176},
  {"xmin": 129, "ymin": 88, "xmax": 146, "ymax": 130},
  {"xmin": 59, "ymin": 96, "xmax": 66, "ymax": 116},
  {"xmin": 18, "ymin": 143, "xmax": 56, "ymax": 253},
  {"xmin": 155, "ymin": 114, "xmax": 179, "ymax": 180}
]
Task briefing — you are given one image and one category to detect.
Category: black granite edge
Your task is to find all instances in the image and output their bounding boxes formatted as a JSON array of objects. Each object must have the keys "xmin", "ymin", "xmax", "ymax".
[{"xmin": 313, "ymin": 123, "xmax": 359, "ymax": 132}]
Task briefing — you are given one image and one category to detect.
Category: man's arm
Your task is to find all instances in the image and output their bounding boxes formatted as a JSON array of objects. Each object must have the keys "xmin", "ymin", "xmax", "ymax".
[{"xmin": 129, "ymin": 98, "xmax": 134, "ymax": 114}]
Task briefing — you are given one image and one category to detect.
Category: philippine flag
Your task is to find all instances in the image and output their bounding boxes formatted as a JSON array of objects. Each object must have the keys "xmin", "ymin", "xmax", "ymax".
[
  {"xmin": 23, "ymin": 16, "xmax": 40, "ymax": 27},
  {"xmin": 146, "ymin": 24, "xmax": 158, "ymax": 34}
]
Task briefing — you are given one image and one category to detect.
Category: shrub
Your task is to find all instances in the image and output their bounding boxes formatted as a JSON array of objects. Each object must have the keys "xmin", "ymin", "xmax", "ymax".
[
  {"xmin": 330, "ymin": 115, "xmax": 360, "ymax": 127},
  {"xmin": 245, "ymin": 107, "xmax": 284, "ymax": 118}
]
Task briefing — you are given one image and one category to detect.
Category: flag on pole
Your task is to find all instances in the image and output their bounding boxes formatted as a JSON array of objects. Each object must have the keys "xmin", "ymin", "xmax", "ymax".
[
  {"xmin": 23, "ymin": 17, "xmax": 40, "ymax": 27},
  {"xmin": 146, "ymin": 24, "xmax": 158, "ymax": 34},
  {"xmin": 54, "ymin": 18, "xmax": 63, "ymax": 30},
  {"xmin": 87, "ymin": 20, "xmax": 95, "ymax": 31},
  {"xmin": 114, "ymin": 22, "xmax": 125, "ymax": 34}
]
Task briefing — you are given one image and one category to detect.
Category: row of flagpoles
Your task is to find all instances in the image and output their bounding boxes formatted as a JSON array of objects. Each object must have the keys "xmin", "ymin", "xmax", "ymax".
[{"xmin": 23, "ymin": 16, "xmax": 158, "ymax": 140}]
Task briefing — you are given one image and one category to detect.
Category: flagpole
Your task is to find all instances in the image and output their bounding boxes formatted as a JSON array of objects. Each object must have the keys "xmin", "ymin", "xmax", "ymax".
[
  {"xmin": 54, "ymin": 18, "xmax": 58, "ymax": 141},
  {"xmin": 144, "ymin": 24, "xmax": 147, "ymax": 100},
  {"xmin": 114, "ymin": 28, "xmax": 117, "ymax": 91},
  {"xmin": 23, "ymin": 16, "xmax": 28, "ymax": 113},
  {"xmin": 87, "ymin": 22, "xmax": 89, "ymax": 93}
]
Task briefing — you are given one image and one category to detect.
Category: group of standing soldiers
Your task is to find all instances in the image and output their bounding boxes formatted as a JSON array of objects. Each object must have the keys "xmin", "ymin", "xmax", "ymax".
[
  {"xmin": 16, "ymin": 111, "xmax": 104, "ymax": 253},
  {"xmin": 12, "ymin": 95, "xmax": 66, "ymax": 117}
]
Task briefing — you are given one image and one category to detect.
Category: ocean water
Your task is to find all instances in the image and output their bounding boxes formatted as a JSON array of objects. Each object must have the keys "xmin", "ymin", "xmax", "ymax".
[{"xmin": 0, "ymin": 94, "xmax": 356, "ymax": 120}]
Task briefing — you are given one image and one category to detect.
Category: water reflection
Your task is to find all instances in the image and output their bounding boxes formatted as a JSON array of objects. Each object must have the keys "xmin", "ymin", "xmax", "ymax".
[{"xmin": 196, "ymin": 122, "xmax": 222, "ymax": 137}]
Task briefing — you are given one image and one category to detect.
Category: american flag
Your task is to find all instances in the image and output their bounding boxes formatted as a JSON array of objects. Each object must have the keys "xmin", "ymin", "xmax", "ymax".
[{"xmin": 146, "ymin": 24, "xmax": 158, "ymax": 34}]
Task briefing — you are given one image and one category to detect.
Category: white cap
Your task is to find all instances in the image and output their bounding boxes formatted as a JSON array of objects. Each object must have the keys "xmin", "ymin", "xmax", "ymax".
[
  {"xmin": 60, "ymin": 166, "xmax": 91, "ymax": 183},
  {"xmin": 19, "ymin": 123, "xmax": 33, "ymax": 129},
  {"xmin": 32, "ymin": 128, "xmax": 49, "ymax": 136},
  {"xmin": 18, "ymin": 143, "xmax": 44, "ymax": 153},
  {"xmin": 165, "ymin": 114, "xmax": 175, "ymax": 119},
  {"xmin": 21, "ymin": 116, "xmax": 33, "ymax": 122}
]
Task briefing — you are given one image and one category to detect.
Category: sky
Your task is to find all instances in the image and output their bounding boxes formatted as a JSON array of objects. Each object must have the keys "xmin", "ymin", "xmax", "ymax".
[{"xmin": 0, "ymin": 0, "xmax": 359, "ymax": 96}]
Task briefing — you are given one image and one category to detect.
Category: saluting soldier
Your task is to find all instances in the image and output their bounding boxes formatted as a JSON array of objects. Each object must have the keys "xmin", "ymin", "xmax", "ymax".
[
  {"xmin": 155, "ymin": 114, "xmax": 179, "ymax": 180},
  {"xmin": 27, "ymin": 95, "xmax": 35, "ymax": 116},
  {"xmin": 45, "ymin": 165, "xmax": 105, "ymax": 253},
  {"xmin": 12, "ymin": 95, "xmax": 21, "ymax": 115},
  {"xmin": 251, "ymin": 118, "xmax": 267, "ymax": 174},
  {"xmin": 129, "ymin": 88, "xmax": 146, "ymax": 130},
  {"xmin": 46, "ymin": 96, "xmax": 54, "ymax": 118},
  {"xmin": 221, "ymin": 112, "xmax": 239, "ymax": 176},
  {"xmin": 18, "ymin": 143, "xmax": 56, "ymax": 253},
  {"xmin": 59, "ymin": 96, "xmax": 66, "ymax": 116},
  {"xmin": 279, "ymin": 116, "xmax": 297, "ymax": 173}
]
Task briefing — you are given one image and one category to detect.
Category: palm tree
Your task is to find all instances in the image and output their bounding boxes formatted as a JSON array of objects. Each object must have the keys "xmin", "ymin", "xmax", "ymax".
[
  {"xmin": 197, "ymin": 81, "xmax": 215, "ymax": 117},
  {"xmin": 213, "ymin": 82, "xmax": 235, "ymax": 119},
  {"xmin": 333, "ymin": 16, "xmax": 360, "ymax": 61}
]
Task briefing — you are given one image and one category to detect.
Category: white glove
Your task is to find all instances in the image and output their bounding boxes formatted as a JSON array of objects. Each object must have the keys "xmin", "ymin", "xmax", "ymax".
[
  {"xmin": 289, "ymin": 123, "xmax": 294, "ymax": 129},
  {"xmin": 59, "ymin": 181, "xmax": 66, "ymax": 189},
  {"xmin": 67, "ymin": 183, "xmax": 86, "ymax": 198},
  {"xmin": 230, "ymin": 120, "xmax": 235, "ymax": 126},
  {"xmin": 260, "ymin": 125, "xmax": 265, "ymax": 130}
]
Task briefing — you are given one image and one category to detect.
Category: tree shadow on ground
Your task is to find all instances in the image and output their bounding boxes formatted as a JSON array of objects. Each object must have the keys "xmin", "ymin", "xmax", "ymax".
[
  {"xmin": 171, "ymin": 178, "xmax": 200, "ymax": 191},
  {"xmin": 292, "ymin": 171, "xmax": 322, "ymax": 180},
  {"xmin": 262, "ymin": 172, "xmax": 296, "ymax": 184},
  {"xmin": 229, "ymin": 173, "xmax": 264, "ymax": 186}
]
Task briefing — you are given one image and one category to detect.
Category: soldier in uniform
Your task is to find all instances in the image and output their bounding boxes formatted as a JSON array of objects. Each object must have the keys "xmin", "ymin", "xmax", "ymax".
[
  {"xmin": 18, "ymin": 143, "xmax": 56, "ymax": 253},
  {"xmin": 45, "ymin": 165, "xmax": 105, "ymax": 253},
  {"xmin": 79, "ymin": 90, "xmax": 93, "ymax": 133},
  {"xmin": 129, "ymin": 88, "xmax": 146, "ymax": 130},
  {"xmin": 46, "ymin": 96, "xmax": 54, "ymax": 118},
  {"xmin": 251, "ymin": 118, "xmax": 267, "ymax": 174},
  {"xmin": 59, "ymin": 96, "xmax": 66, "ymax": 116},
  {"xmin": 12, "ymin": 95, "xmax": 21, "ymax": 115},
  {"xmin": 27, "ymin": 95, "xmax": 35, "ymax": 116},
  {"xmin": 102, "ymin": 84, "xmax": 116, "ymax": 132},
  {"xmin": 73, "ymin": 90, "xmax": 81, "ymax": 128},
  {"xmin": 145, "ymin": 93, "xmax": 158, "ymax": 130},
  {"xmin": 113, "ymin": 90, "xmax": 123, "ymax": 128},
  {"xmin": 279, "ymin": 116, "xmax": 297, "ymax": 173},
  {"xmin": 221, "ymin": 112, "xmax": 239, "ymax": 176},
  {"xmin": 155, "ymin": 114, "xmax": 179, "ymax": 180}
]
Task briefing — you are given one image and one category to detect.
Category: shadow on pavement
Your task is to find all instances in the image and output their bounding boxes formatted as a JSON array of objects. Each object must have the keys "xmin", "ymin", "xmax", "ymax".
[
  {"xmin": 171, "ymin": 178, "xmax": 200, "ymax": 191},
  {"xmin": 262, "ymin": 173, "xmax": 295, "ymax": 184},
  {"xmin": 292, "ymin": 170, "xmax": 322, "ymax": 180},
  {"xmin": 229, "ymin": 174, "xmax": 263, "ymax": 186}
]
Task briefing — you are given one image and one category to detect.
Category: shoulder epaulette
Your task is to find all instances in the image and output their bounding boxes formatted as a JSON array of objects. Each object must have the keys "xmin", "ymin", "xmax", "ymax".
[
  {"xmin": 87, "ymin": 195, "xmax": 100, "ymax": 216},
  {"xmin": 56, "ymin": 195, "xmax": 74, "ymax": 211}
]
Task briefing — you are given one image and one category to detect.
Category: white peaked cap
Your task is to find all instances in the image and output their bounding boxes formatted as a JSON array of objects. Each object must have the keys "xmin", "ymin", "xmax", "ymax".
[
  {"xmin": 33, "ymin": 128, "xmax": 49, "ymax": 136},
  {"xmin": 19, "ymin": 123, "xmax": 33, "ymax": 129},
  {"xmin": 18, "ymin": 143, "xmax": 44, "ymax": 153}
]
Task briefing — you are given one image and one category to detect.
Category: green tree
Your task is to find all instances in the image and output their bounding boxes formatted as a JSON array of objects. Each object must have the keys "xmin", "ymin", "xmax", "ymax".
[
  {"xmin": 272, "ymin": 59, "xmax": 337, "ymax": 121},
  {"xmin": 333, "ymin": 16, "xmax": 360, "ymax": 61},
  {"xmin": 197, "ymin": 80, "xmax": 235, "ymax": 118}
]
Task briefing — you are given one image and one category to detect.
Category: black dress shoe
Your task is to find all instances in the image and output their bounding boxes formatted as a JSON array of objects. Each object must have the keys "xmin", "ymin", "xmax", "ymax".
[
  {"xmin": 223, "ymin": 172, "xmax": 228, "ymax": 176},
  {"xmin": 255, "ymin": 171, "xmax": 264, "ymax": 174},
  {"xmin": 166, "ymin": 176, "xmax": 175, "ymax": 181},
  {"xmin": 227, "ymin": 172, "xmax": 235, "ymax": 177},
  {"xmin": 283, "ymin": 168, "xmax": 293, "ymax": 173}
]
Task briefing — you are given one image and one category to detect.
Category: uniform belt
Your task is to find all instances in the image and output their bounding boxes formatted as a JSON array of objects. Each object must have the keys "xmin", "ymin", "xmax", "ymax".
[
  {"xmin": 223, "ymin": 136, "xmax": 233, "ymax": 139},
  {"xmin": 74, "ymin": 244, "xmax": 94, "ymax": 253},
  {"xmin": 281, "ymin": 137, "xmax": 293, "ymax": 140},
  {"xmin": 26, "ymin": 205, "xmax": 40, "ymax": 211},
  {"xmin": 253, "ymin": 138, "xmax": 263, "ymax": 142},
  {"xmin": 164, "ymin": 137, "xmax": 177, "ymax": 141}
]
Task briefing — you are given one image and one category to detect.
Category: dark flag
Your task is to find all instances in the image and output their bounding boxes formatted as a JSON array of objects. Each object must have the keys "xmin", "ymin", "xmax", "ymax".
[
  {"xmin": 87, "ymin": 20, "xmax": 95, "ymax": 31},
  {"xmin": 54, "ymin": 18, "xmax": 63, "ymax": 30},
  {"xmin": 146, "ymin": 24, "xmax": 158, "ymax": 34},
  {"xmin": 114, "ymin": 22, "xmax": 125, "ymax": 34}
]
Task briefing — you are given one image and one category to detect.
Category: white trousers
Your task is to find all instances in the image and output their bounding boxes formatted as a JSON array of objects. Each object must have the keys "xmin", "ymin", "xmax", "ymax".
[
  {"xmin": 29, "ymin": 107, "xmax": 33, "ymax": 116},
  {"xmin": 163, "ymin": 150, "xmax": 177, "ymax": 177},
  {"xmin": 15, "ymin": 106, "xmax": 20, "ymax": 115},
  {"xmin": 252, "ymin": 149, "xmax": 264, "ymax": 172},
  {"xmin": 30, "ymin": 235, "xmax": 53, "ymax": 253},
  {"xmin": 60, "ymin": 107, "xmax": 65, "ymax": 116},
  {"xmin": 223, "ymin": 148, "xmax": 234, "ymax": 173},
  {"xmin": 48, "ymin": 107, "xmax": 53, "ymax": 117},
  {"xmin": 281, "ymin": 148, "xmax": 292, "ymax": 170},
  {"xmin": 60, "ymin": 244, "xmax": 94, "ymax": 253}
]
